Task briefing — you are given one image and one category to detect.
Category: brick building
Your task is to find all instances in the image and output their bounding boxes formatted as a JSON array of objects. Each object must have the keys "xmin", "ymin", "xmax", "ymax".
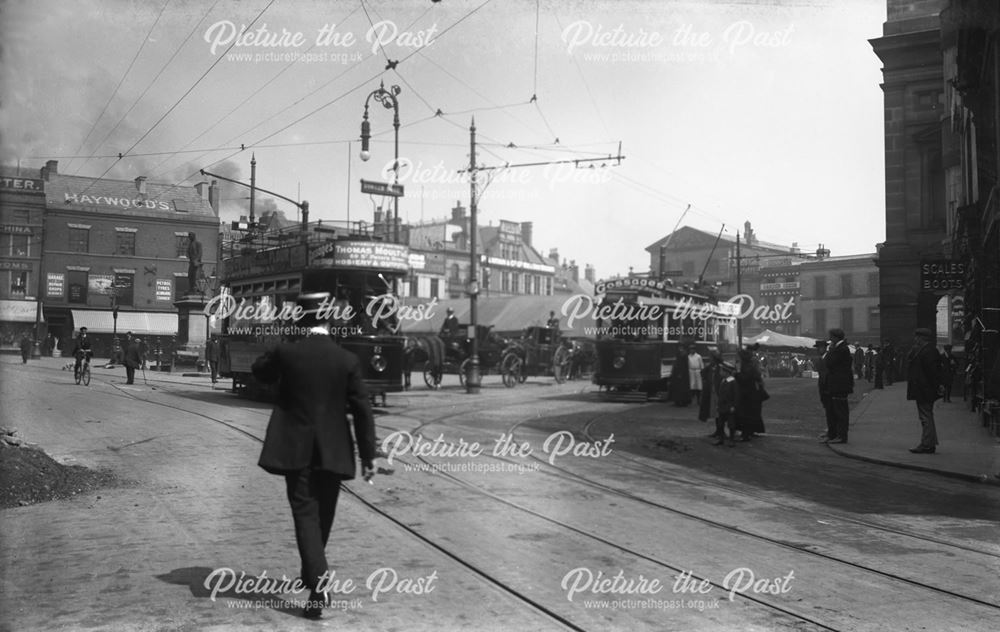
[
  {"xmin": 0, "ymin": 170, "xmax": 47, "ymax": 352},
  {"xmin": 37, "ymin": 161, "xmax": 219, "ymax": 356}
]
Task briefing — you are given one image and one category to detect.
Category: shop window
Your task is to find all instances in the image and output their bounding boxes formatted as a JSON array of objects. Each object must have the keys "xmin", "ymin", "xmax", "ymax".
[
  {"xmin": 10, "ymin": 271, "xmax": 28, "ymax": 296},
  {"xmin": 10, "ymin": 235, "xmax": 29, "ymax": 257},
  {"xmin": 176, "ymin": 235, "xmax": 189, "ymax": 257},
  {"xmin": 68, "ymin": 270, "xmax": 88, "ymax": 304},
  {"xmin": 114, "ymin": 273, "xmax": 134, "ymax": 306}
]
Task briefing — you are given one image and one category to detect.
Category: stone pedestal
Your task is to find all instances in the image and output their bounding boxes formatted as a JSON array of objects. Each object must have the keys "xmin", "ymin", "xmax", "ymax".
[{"xmin": 173, "ymin": 294, "xmax": 209, "ymax": 349}]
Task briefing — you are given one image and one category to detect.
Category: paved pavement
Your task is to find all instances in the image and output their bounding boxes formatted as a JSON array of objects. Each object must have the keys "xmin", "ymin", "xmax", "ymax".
[{"xmin": 825, "ymin": 378, "xmax": 1000, "ymax": 485}]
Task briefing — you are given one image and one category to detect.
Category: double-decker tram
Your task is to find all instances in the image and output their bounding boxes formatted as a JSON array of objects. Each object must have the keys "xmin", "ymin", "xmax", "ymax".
[
  {"xmin": 591, "ymin": 277, "xmax": 738, "ymax": 401},
  {"xmin": 216, "ymin": 222, "xmax": 408, "ymax": 402}
]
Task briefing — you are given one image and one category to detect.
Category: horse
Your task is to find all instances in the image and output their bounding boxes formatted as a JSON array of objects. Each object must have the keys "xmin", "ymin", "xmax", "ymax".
[{"xmin": 406, "ymin": 335, "xmax": 446, "ymax": 389}]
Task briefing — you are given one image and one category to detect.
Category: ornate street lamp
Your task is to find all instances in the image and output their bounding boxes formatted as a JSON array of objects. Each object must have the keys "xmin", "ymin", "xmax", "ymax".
[{"xmin": 359, "ymin": 81, "xmax": 402, "ymax": 244}]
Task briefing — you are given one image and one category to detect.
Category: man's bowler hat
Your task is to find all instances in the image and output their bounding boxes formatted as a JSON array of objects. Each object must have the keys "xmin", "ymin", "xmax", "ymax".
[{"xmin": 914, "ymin": 327, "xmax": 933, "ymax": 339}]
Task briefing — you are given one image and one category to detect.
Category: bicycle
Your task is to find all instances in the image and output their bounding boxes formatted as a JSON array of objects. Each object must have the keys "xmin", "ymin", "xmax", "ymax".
[{"xmin": 74, "ymin": 351, "xmax": 92, "ymax": 386}]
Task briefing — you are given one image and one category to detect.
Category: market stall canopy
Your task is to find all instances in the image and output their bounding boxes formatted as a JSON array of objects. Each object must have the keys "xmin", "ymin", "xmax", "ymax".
[
  {"xmin": 398, "ymin": 295, "xmax": 600, "ymax": 338},
  {"xmin": 745, "ymin": 329, "xmax": 818, "ymax": 350},
  {"xmin": 70, "ymin": 310, "xmax": 178, "ymax": 336}
]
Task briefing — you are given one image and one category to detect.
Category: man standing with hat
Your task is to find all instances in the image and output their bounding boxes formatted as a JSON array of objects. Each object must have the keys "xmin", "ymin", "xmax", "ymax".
[
  {"xmin": 251, "ymin": 292, "xmax": 376, "ymax": 618},
  {"xmin": 906, "ymin": 328, "xmax": 942, "ymax": 454},
  {"xmin": 814, "ymin": 339, "xmax": 836, "ymax": 442},
  {"xmin": 824, "ymin": 328, "xmax": 854, "ymax": 444}
]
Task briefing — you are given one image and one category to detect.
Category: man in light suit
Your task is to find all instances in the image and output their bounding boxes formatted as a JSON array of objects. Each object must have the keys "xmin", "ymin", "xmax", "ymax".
[{"xmin": 252, "ymin": 293, "xmax": 376, "ymax": 619}]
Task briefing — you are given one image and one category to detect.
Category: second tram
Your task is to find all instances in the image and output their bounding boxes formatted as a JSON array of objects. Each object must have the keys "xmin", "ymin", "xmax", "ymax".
[{"xmin": 591, "ymin": 277, "xmax": 739, "ymax": 400}]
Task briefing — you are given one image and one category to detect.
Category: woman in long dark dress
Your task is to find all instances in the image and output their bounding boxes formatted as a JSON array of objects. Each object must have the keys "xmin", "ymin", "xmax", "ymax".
[
  {"xmin": 734, "ymin": 349, "xmax": 766, "ymax": 440},
  {"xmin": 671, "ymin": 346, "xmax": 692, "ymax": 407}
]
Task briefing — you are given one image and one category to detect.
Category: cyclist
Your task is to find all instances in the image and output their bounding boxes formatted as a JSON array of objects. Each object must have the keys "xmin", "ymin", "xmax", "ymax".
[{"xmin": 72, "ymin": 327, "xmax": 93, "ymax": 379}]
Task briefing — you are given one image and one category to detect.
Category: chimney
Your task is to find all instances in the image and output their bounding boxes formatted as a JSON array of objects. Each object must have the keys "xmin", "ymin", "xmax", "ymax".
[
  {"xmin": 208, "ymin": 180, "xmax": 220, "ymax": 215},
  {"xmin": 451, "ymin": 200, "xmax": 466, "ymax": 224},
  {"xmin": 743, "ymin": 220, "xmax": 755, "ymax": 245},
  {"xmin": 135, "ymin": 176, "xmax": 147, "ymax": 196},
  {"xmin": 41, "ymin": 160, "xmax": 58, "ymax": 181},
  {"xmin": 520, "ymin": 221, "xmax": 533, "ymax": 247},
  {"xmin": 569, "ymin": 259, "xmax": 579, "ymax": 283},
  {"xmin": 548, "ymin": 248, "xmax": 559, "ymax": 264},
  {"xmin": 791, "ymin": 241, "xmax": 800, "ymax": 254},
  {"xmin": 194, "ymin": 181, "xmax": 208, "ymax": 200},
  {"xmin": 584, "ymin": 264, "xmax": 595, "ymax": 283},
  {"xmin": 374, "ymin": 208, "xmax": 384, "ymax": 233}
]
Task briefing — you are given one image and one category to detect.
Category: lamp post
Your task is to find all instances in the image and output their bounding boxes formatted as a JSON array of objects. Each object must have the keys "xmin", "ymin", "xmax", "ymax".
[
  {"xmin": 359, "ymin": 81, "xmax": 402, "ymax": 244},
  {"xmin": 466, "ymin": 117, "xmax": 481, "ymax": 394}
]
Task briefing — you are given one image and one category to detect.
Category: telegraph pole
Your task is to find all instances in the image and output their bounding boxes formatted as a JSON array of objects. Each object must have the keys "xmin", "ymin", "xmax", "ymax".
[{"xmin": 466, "ymin": 117, "xmax": 481, "ymax": 394}]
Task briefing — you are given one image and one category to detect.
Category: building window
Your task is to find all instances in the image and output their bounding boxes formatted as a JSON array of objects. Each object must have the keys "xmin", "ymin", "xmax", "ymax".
[
  {"xmin": 409, "ymin": 277, "xmax": 419, "ymax": 298},
  {"xmin": 814, "ymin": 275, "xmax": 826, "ymax": 298},
  {"xmin": 68, "ymin": 270, "xmax": 88, "ymax": 304},
  {"xmin": 867, "ymin": 272, "xmax": 878, "ymax": 295},
  {"xmin": 430, "ymin": 278, "xmax": 439, "ymax": 298},
  {"xmin": 546, "ymin": 277, "xmax": 552, "ymax": 295},
  {"xmin": 10, "ymin": 271, "xmax": 28, "ymax": 296},
  {"xmin": 116, "ymin": 232, "xmax": 136, "ymax": 256},
  {"xmin": 175, "ymin": 234, "xmax": 189, "ymax": 257},
  {"xmin": 840, "ymin": 274, "xmax": 853, "ymax": 297},
  {"xmin": 10, "ymin": 235, "xmax": 29, "ymax": 257},
  {"xmin": 114, "ymin": 272, "xmax": 135, "ymax": 306},
  {"xmin": 69, "ymin": 227, "xmax": 89, "ymax": 253},
  {"xmin": 868, "ymin": 306, "xmax": 880, "ymax": 332},
  {"xmin": 840, "ymin": 307, "xmax": 854, "ymax": 332},
  {"xmin": 451, "ymin": 263, "xmax": 461, "ymax": 281},
  {"xmin": 814, "ymin": 309, "xmax": 827, "ymax": 335},
  {"xmin": 501, "ymin": 271, "xmax": 510, "ymax": 293},
  {"xmin": 11, "ymin": 209, "xmax": 30, "ymax": 223}
]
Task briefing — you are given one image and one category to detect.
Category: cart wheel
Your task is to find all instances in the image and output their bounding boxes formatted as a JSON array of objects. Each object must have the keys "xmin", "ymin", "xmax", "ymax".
[
  {"xmin": 501, "ymin": 353, "xmax": 522, "ymax": 388},
  {"xmin": 423, "ymin": 366, "xmax": 441, "ymax": 389},
  {"xmin": 552, "ymin": 346, "xmax": 570, "ymax": 384}
]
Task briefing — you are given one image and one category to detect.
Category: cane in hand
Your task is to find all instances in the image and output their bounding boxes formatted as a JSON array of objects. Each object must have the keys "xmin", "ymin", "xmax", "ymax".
[{"xmin": 142, "ymin": 362, "xmax": 148, "ymax": 385}]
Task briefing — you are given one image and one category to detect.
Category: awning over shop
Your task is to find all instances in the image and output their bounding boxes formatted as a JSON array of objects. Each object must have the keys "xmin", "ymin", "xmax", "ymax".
[
  {"xmin": 0, "ymin": 299, "xmax": 43, "ymax": 322},
  {"xmin": 745, "ymin": 329, "xmax": 818, "ymax": 350},
  {"xmin": 70, "ymin": 310, "xmax": 177, "ymax": 336}
]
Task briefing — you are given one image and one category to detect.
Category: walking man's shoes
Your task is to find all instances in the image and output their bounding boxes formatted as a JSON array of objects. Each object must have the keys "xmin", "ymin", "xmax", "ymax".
[{"xmin": 909, "ymin": 446, "xmax": 936, "ymax": 454}]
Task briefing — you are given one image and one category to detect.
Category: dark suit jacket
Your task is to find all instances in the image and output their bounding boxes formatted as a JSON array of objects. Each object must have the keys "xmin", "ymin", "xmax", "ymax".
[
  {"xmin": 906, "ymin": 342, "xmax": 941, "ymax": 402},
  {"xmin": 252, "ymin": 333, "xmax": 376, "ymax": 478},
  {"xmin": 124, "ymin": 341, "xmax": 143, "ymax": 368},
  {"xmin": 824, "ymin": 341, "xmax": 854, "ymax": 396}
]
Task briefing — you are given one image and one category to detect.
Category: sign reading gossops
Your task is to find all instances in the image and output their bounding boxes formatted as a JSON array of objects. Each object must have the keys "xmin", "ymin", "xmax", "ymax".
[
  {"xmin": 595, "ymin": 278, "xmax": 673, "ymax": 296},
  {"xmin": 920, "ymin": 260, "xmax": 964, "ymax": 291}
]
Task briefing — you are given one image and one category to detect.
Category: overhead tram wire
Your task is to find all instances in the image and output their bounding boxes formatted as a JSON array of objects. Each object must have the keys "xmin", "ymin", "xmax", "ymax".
[
  {"xmin": 68, "ymin": 0, "xmax": 172, "ymax": 175},
  {"xmin": 551, "ymin": 12, "xmax": 612, "ymax": 139},
  {"xmin": 75, "ymin": 0, "xmax": 222, "ymax": 177},
  {"xmin": 153, "ymin": 0, "xmax": 490, "ymax": 185},
  {"xmin": 75, "ymin": 0, "xmax": 277, "ymax": 199},
  {"xmin": 145, "ymin": 0, "xmax": 497, "ymax": 204},
  {"xmin": 148, "ymin": 3, "xmax": 363, "ymax": 180}
]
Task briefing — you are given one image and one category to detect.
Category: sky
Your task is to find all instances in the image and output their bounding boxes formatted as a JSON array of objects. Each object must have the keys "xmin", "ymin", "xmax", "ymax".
[{"xmin": 0, "ymin": 0, "xmax": 888, "ymax": 279}]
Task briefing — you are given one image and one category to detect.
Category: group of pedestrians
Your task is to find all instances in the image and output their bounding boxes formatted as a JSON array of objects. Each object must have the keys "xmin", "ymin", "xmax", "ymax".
[
  {"xmin": 818, "ymin": 327, "xmax": 946, "ymax": 454},
  {"xmin": 698, "ymin": 348, "xmax": 768, "ymax": 446}
]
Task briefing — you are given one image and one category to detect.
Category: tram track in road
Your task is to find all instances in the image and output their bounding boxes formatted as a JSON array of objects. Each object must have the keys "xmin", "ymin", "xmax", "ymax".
[
  {"xmin": 400, "ymin": 409, "xmax": 1000, "ymax": 626},
  {"xmin": 75, "ymin": 376, "xmax": 590, "ymax": 632},
  {"xmin": 87, "ymin": 377, "xmax": 835, "ymax": 631},
  {"xmin": 42, "ymin": 363, "xmax": 998, "ymax": 629},
  {"xmin": 573, "ymin": 414, "xmax": 1000, "ymax": 561}
]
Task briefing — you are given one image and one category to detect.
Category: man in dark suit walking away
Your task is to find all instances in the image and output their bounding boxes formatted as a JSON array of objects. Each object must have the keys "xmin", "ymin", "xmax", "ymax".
[
  {"xmin": 907, "ymin": 328, "xmax": 942, "ymax": 454},
  {"xmin": 252, "ymin": 293, "xmax": 376, "ymax": 619},
  {"xmin": 823, "ymin": 328, "xmax": 854, "ymax": 444},
  {"xmin": 124, "ymin": 334, "xmax": 143, "ymax": 384}
]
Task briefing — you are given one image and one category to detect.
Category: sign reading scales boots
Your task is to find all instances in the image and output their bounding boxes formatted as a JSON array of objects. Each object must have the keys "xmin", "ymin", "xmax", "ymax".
[{"xmin": 920, "ymin": 260, "xmax": 965, "ymax": 292}]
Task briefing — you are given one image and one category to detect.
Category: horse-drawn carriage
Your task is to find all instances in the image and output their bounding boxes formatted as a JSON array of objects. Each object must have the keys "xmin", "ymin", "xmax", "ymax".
[
  {"xmin": 409, "ymin": 324, "xmax": 507, "ymax": 388},
  {"xmin": 499, "ymin": 326, "xmax": 573, "ymax": 387}
]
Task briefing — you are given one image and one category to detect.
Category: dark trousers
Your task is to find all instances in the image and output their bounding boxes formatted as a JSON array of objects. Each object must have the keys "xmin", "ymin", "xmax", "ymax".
[
  {"xmin": 916, "ymin": 400, "xmax": 938, "ymax": 447},
  {"xmin": 821, "ymin": 394, "xmax": 836, "ymax": 439},
  {"xmin": 126, "ymin": 365, "xmax": 136, "ymax": 384},
  {"xmin": 284, "ymin": 467, "xmax": 343, "ymax": 591},
  {"xmin": 829, "ymin": 396, "xmax": 849, "ymax": 441},
  {"xmin": 715, "ymin": 411, "xmax": 735, "ymax": 441},
  {"xmin": 208, "ymin": 360, "xmax": 219, "ymax": 383}
]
